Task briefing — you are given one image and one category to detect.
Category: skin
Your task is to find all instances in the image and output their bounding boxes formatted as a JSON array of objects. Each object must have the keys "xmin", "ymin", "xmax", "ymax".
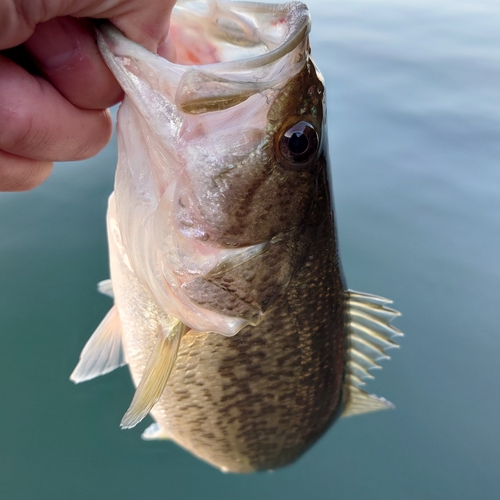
[
  {"xmin": 0, "ymin": 0, "xmax": 176, "ymax": 191},
  {"xmin": 97, "ymin": 9, "xmax": 347, "ymax": 470},
  {"xmin": 70, "ymin": 3, "xmax": 397, "ymax": 470}
]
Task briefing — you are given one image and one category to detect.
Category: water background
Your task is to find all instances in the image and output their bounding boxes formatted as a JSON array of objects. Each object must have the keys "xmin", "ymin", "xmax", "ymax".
[{"xmin": 1, "ymin": 0, "xmax": 499, "ymax": 498}]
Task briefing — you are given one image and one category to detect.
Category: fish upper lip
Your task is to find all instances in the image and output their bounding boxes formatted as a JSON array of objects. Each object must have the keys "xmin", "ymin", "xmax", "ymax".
[{"xmin": 96, "ymin": 2, "xmax": 310, "ymax": 72}]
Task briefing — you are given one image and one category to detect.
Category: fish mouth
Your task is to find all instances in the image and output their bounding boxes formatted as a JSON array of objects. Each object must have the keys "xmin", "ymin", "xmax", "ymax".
[
  {"xmin": 96, "ymin": 1, "xmax": 312, "ymax": 118},
  {"xmin": 168, "ymin": 0, "xmax": 311, "ymax": 69},
  {"xmin": 94, "ymin": 1, "xmax": 319, "ymax": 336},
  {"xmin": 97, "ymin": 1, "xmax": 310, "ymax": 69},
  {"xmin": 96, "ymin": 1, "xmax": 312, "ymax": 122}
]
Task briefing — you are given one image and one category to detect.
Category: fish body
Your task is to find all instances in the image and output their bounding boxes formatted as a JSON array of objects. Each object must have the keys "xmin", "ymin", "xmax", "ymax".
[{"xmin": 71, "ymin": 0, "xmax": 401, "ymax": 473}]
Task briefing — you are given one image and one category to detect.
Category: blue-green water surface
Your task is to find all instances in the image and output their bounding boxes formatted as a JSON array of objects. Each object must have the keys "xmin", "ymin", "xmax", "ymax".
[{"xmin": 1, "ymin": 1, "xmax": 499, "ymax": 498}]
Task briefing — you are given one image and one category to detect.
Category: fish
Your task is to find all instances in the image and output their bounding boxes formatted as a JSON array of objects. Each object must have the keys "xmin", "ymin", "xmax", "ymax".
[{"xmin": 70, "ymin": 0, "xmax": 402, "ymax": 473}]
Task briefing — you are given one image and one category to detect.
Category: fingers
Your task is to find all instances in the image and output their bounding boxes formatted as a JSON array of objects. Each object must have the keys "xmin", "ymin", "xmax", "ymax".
[
  {"xmin": 0, "ymin": 150, "xmax": 53, "ymax": 192},
  {"xmin": 0, "ymin": 0, "xmax": 177, "ymax": 192},
  {"xmin": 0, "ymin": 0, "xmax": 177, "ymax": 53},
  {"xmin": 24, "ymin": 17, "xmax": 123, "ymax": 110},
  {"xmin": 0, "ymin": 54, "xmax": 113, "ymax": 162},
  {"xmin": 0, "ymin": 17, "xmax": 117, "ymax": 192}
]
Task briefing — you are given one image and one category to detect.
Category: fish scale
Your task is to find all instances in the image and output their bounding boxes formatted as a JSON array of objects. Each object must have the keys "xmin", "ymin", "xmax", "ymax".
[{"xmin": 70, "ymin": 0, "xmax": 402, "ymax": 473}]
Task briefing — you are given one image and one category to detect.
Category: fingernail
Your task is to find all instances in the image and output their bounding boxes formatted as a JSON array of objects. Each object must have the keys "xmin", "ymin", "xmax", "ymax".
[{"xmin": 24, "ymin": 17, "xmax": 80, "ymax": 70}]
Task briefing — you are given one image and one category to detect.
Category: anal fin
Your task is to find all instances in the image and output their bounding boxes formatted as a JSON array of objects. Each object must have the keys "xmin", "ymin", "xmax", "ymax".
[
  {"xmin": 70, "ymin": 305, "xmax": 125, "ymax": 383},
  {"xmin": 342, "ymin": 290, "xmax": 403, "ymax": 417},
  {"xmin": 120, "ymin": 320, "xmax": 187, "ymax": 429}
]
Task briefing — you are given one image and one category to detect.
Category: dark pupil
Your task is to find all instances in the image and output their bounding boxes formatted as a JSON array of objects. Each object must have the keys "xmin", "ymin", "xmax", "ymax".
[
  {"xmin": 288, "ymin": 132, "xmax": 309, "ymax": 155},
  {"xmin": 278, "ymin": 120, "xmax": 319, "ymax": 168}
]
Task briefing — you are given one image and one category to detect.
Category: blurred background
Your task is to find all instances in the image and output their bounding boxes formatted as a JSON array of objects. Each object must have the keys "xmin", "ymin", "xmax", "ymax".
[{"xmin": 1, "ymin": 0, "xmax": 499, "ymax": 498}]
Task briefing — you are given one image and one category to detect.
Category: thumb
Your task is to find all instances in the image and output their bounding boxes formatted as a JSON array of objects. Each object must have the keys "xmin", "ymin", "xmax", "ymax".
[{"xmin": 0, "ymin": 0, "xmax": 176, "ymax": 53}]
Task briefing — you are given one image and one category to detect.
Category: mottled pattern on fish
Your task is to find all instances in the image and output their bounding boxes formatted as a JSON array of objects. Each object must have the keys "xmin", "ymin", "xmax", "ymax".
[
  {"xmin": 151, "ymin": 160, "xmax": 345, "ymax": 472},
  {"xmin": 71, "ymin": 0, "xmax": 402, "ymax": 474}
]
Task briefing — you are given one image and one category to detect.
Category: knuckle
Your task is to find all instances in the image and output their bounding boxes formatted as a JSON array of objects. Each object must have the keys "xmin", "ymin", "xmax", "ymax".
[
  {"xmin": 72, "ymin": 110, "xmax": 113, "ymax": 160},
  {"xmin": 0, "ymin": 73, "xmax": 53, "ymax": 157},
  {"xmin": 0, "ymin": 155, "xmax": 52, "ymax": 192},
  {"xmin": 17, "ymin": 165, "xmax": 52, "ymax": 191},
  {"xmin": 0, "ymin": 100, "xmax": 46, "ymax": 155}
]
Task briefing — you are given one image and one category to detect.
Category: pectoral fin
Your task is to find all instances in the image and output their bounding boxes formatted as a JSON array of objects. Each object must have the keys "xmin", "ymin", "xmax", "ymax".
[
  {"xmin": 342, "ymin": 290, "xmax": 403, "ymax": 417},
  {"xmin": 97, "ymin": 279, "xmax": 114, "ymax": 298},
  {"xmin": 70, "ymin": 305, "xmax": 125, "ymax": 383},
  {"xmin": 120, "ymin": 320, "xmax": 187, "ymax": 429}
]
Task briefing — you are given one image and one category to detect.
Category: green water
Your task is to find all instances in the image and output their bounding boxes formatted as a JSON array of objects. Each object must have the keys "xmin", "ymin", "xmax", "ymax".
[{"xmin": 1, "ymin": 0, "xmax": 499, "ymax": 498}]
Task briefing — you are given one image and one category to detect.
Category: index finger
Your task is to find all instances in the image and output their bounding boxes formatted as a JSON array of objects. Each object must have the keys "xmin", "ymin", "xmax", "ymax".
[
  {"xmin": 0, "ymin": 0, "xmax": 176, "ymax": 52},
  {"xmin": 24, "ymin": 17, "xmax": 123, "ymax": 110}
]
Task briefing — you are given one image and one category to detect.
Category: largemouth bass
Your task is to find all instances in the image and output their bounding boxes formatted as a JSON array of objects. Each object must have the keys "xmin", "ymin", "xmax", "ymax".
[{"xmin": 71, "ymin": 0, "xmax": 402, "ymax": 473}]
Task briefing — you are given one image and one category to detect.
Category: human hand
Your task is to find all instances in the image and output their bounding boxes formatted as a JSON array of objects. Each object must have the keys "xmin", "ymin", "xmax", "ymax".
[{"xmin": 0, "ymin": 0, "xmax": 176, "ymax": 191}]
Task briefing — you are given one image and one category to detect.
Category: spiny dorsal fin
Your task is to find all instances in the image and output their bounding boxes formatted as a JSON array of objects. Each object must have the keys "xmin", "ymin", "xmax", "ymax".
[
  {"xmin": 342, "ymin": 290, "xmax": 403, "ymax": 417},
  {"xmin": 70, "ymin": 305, "xmax": 125, "ymax": 383},
  {"xmin": 120, "ymin": 320, "xmax": 188, "ymax": 429}
]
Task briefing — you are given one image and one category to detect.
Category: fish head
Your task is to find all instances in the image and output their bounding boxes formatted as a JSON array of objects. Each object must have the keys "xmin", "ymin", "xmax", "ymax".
[
  {"xmin": 98, "ymin": 1, "xmax": 328, "ymax": 335},
  {"xmin": 174, "ymin": 64, "xmax": 326, "ymax": 250}
]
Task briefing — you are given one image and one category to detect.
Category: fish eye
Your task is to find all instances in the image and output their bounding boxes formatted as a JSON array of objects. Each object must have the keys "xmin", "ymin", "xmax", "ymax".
[{"xmin": 276, "ymin": 121, "xmax": 319, "ymax": 169}]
